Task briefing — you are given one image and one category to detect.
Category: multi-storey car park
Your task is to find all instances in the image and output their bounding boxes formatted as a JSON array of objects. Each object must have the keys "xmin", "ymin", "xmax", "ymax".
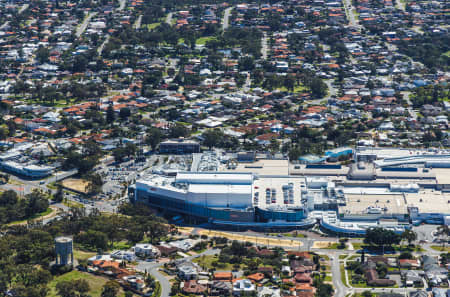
[{"xmin": 129, "ymin": 147, "xmax": 450, "ymax": 235}]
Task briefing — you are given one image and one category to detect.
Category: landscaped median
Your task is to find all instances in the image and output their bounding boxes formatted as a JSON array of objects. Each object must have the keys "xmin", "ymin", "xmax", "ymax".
[
  {"xmin": 151, "ymin": 281, "xmax": 161, "ymax": 297},
  {"xmin": 198, "ymin": 229, "xmax": 303, "ymax": 248}
]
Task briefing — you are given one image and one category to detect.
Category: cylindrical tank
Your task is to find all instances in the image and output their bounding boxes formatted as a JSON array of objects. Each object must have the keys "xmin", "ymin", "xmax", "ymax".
[{"xmin": 55, "ymin": 236, "xmax": 73, "ymax": 265}]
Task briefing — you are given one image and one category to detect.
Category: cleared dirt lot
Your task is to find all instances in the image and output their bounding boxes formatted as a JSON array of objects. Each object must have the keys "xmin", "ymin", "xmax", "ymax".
[{"xmin": 62, "ymin": 178, "xmax": 90, "ymax": 194}]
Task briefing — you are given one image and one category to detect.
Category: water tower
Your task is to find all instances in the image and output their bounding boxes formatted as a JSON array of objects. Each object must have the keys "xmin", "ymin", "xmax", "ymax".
[{"xmin": 55, "ymin": 236, "xmax": 74, "ymax": 265}]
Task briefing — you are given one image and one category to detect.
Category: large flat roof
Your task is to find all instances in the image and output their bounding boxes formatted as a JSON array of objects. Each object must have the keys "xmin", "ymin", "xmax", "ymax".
[
  {"xmin": 188, "ymin": 184, "xmax": 252, "ymax": 194},
  {"xmin": 176, "ymin": 172, "xmax": 253, "ymax": 183},
  {"xmin": 405, "ymin": 191, "xmax": 450, "ymax": 214},
  {"xmin": 340, "ymin": 194, "xmax": 408, "ymax": 215},
  {"xmin": 220, "ymin": 159, "xmax": 289, "ymax": 175}
]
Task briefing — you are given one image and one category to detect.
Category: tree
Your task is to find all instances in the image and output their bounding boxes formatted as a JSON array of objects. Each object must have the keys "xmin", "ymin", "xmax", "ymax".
[
  {"xmin": 56, "ymin": 279, "xmax": 90, "ymax": 297},
  {"xmin": 401, "ymin": 229, "xmax": 417, "ymax": 246},
  {"xmin": 169, "ymin": 124, "xmax": 189, "ymax": 138},
  {"xmin": 145, "ymin": 127, "xmax": 162, "ymax": 151},
  {"xmin": 437, "ymin": 225, "xmax": 450, "ymax": 248},
  {"xmin": 106, "ymin": 104, "xmax": 115, "ymax": 124},
  {"xmin": 202, "ymin": 129, "xmax": 224, "ymax": 149},
  {"xmin": 284, "ymin": 75, "xmax": 296, "ymax": 92},
  {"xmin": 36, "ymin": 46, "xmax": 50, "ymax": 64},
  {"xmin": 73, "ymin": 55, "xmax": 88, "ymax": 73},
  {"xmin": 24, "ymin": 190, "xmax": 49, "ymax": 218},
  {"xmin": 309, "ymin": 77, "xmax": 327, "ymax": 98},
  {"xmin": 364, "ymin": 227, "xmax": 400, "ymax": 252},
  {"xmin": 238, "ymin": 56, "xmax": 255, "ymax": 71},
  {"xmin": 54, "ymin": 185, "xmax": 64, "ymax": 203},
  {"xmin": 101, "ymin": 280, "xmax": 120, "ymax": 297},
  {"xmin": 119, "ymin": 107, "xmax": 131, "ymax": 120}
]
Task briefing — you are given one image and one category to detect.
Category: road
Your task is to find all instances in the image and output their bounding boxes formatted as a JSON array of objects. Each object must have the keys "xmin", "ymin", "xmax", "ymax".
[
  {"xmin": 134, "ymin": 15, "xmax": 142, "ymax": 29},
  {"xmin": 165, "ymin": 12, "xmax": 173, "ymax": 25},
  {"xmin": 118, "ymin": 0, "xmax": 126, "ymax": 11},
  {"xmin": 0, "ymin": 169, "xmax": 78, "ymax": 195},
  {"xmin": 222, "ymin": 7, "xmax": 233, "ymax": 31},
  {"xmin": 332, "ymin": 253, "xmax": 348, "ymax": 297},
  {"xmin": 402, "ymin": 91, "xmax": 418, "ymax": 120},
  {"xmin": 136, "ymin": 248, "xmax": 219, "ymax": 297},
  {"xmin": 98, "ymin": 35, "xmax": 110, "ymax": 55},
  {"xmin": 243, "ymin": 72, "xmax": 251, "ymax": 91},
  {"xmin": 261, "ymin": 32, "xmax": 268, "ymax": 60},
  {"xmin": 396, "ymin": 0, "xmax": 406, "ymax": 11},
  {"xmin": 18, "ymin": 4, "xmax": 29, "ymax": 14},
  {"xmin": 76, "ymin": 12, "xmax": 97, "ymax": 37},
  {"xmin": 343, "ymin": 0, "xmax": 359, "ymax": 27},
  {"xmin": 324, "ymin": 79, "xmax": 338, "ymax": 100}
]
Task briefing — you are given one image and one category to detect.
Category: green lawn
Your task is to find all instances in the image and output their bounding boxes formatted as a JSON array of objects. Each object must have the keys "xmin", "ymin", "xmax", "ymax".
[
  {"xmin": 73, "ymin": 249, "xmax": 97, "ymax": 261},
  {"xmin": 351, "ymin": 243, "xmax": 424, "ymax": 253},
  {"xmin": 318, "ymin": 254, "xmax": 330, "ymax": 261},
  {"xmin": 276, "ymin": 84, "xmax": 308, "ymax": 93},
  {"xmin": 196, "ymin": 36, "xmax": 216, "ymax": 45},
  {"xmin": 193, "ymin": 254, "xmax": 242, "ymax": 271},
  {"xmin": 147, "ymin": 22, "xmax": 161, "ymax": 30},
  {"xmin": 340, "ymin": 264, "xmax": 348, "ymax": 287},
  {"xmin": 443, "ymin": 51, "xmax": 450, "ymax": 58},
  {"xmin": 430, "ymin": 245, "xmax": 450, "ymax": 252},
  {"xmin": 47, "ymin": 271, "xmax": 125, "ymax": 297},
  {"xmin": 111, "ymin": 241, "xmax": 133, "ymax": 250},
  {"xmin": 63, "ymin": 200, "xmax": 84, "ymax": 209}
]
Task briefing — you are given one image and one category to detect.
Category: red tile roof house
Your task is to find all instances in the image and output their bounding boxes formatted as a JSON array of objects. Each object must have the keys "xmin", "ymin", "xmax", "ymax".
[
  {"xmin": 247, "ymin": 273, "xmax": 265, "ymax": 283},
  {"xmin": 294, "ymin": 272, "xmax": 313, "ymax": 284},
  {"xmin": 182, "ymin": 280, "xmax": 207, "ymax": 295},
  {"xmin": 365, "ymin": 269, "xmax": 396, "ymax": 286},
  {"xmin": 399, "ymin": 259, "xmax": 420, "ymax": 268},
  {"xmin": 213, "ymin": 272, "xmax": 233, "ymax": 282}
]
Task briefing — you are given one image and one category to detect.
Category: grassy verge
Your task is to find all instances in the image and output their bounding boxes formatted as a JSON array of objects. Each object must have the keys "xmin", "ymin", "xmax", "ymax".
[
  {"xmin": 430, "ymin": 245, "xmax": 450, "ymax": 252},
  {"xmin": 7, "ymin": 207, "xmax": 53, "ymax": 225},
  {"xmin": 73, "ymin": 249, "xmax": 97, "ymax": 261},
  {"xmin": 147, "ymin": 22, "xmax": 161, "ymax": 30},
  {"xmin": 63, "ymin": 200, "xmax": 84, "ymax": 208},
  {"xmin": 196, "ymin": 36, "xmax": 216, "ymax": 45},
  {"xmin": 152, "ymin": 281, "xmax": 161, "ymax": 297},
  {"xmin": 340, "ymin": 264, "xmax": 347, "ymax": 287},
  {"xmin": 47, "ymin": 270, "xmax": 125, "ymax": 297}
]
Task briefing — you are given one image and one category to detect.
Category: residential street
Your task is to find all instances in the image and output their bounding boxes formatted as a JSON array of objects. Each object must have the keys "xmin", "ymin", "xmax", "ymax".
[
  {"xmin": 165, "ymin": 12, "xmax": 173, "ymax": 25},
  {"xmin": 222, "ymin": 7, "xmax": 233, "ymax": 31},
  {"xmin": 136, "ymin": 249, "xmax": 220, "ymax": 297},
  {"xmin": 261, "ymin": 32, "xmax": 268, "ymax": 60},
  {"xmin": 76, "ymin": 12, "xmax": 97, "ymax": 37},
  {"xmin": 343, "ymin": 0, "xmax": 359, "ymax": 27}
]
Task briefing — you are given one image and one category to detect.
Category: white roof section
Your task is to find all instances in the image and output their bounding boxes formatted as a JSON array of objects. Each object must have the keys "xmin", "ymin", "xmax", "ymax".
[
  {"xmin": 176, "ymin": 172, "xmax": 253, "ymax": 185},
  {"xmin": 188, "ymin": 184, "xmax": 252, "ymax": 194}
]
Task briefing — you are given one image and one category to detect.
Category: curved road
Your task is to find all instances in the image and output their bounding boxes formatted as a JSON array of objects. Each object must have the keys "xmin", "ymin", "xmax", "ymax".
[{"xmin": 136, "ymin": 248, "xmax": 219, "ymax": 297}]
